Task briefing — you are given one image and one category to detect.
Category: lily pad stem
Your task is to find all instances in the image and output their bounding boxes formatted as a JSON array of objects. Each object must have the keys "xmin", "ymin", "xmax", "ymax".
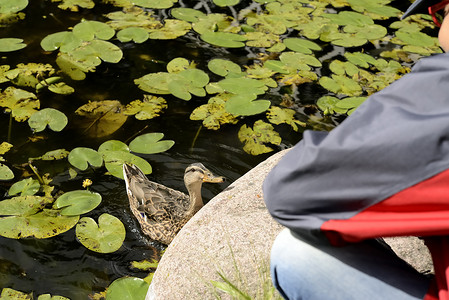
[
  {"xmin": 28, "ymin": 161, "xmax": 45, "ymax": 185},
  {"xmin": 124, "ymin": 125, "xmax": 149, "ymax": 144}
]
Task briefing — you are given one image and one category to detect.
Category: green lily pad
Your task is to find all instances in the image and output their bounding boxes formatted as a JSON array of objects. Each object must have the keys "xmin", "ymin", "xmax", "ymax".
[
  {"xmin": 166, "ymin": 57, "xmax": 190, "ymax": 73},
  {"xmin": 0, "ymin": 209, "xmax": 79, "ymax": 239},
  {"xmin": 54, "ymin": 190, "xmax": 102, "ymax": 216},
  {"xmin": 395, "ymin": 31, "xmax": 436, "ymax": 47},
  {"xmin": 283, "ymin": 38, "xmax": 321, "ymax": 54},
  {"xmin": 98, "ymin": 140, "xmax": 129, "ymax": 153},
  {"xmin": 135, "ymin": 72, "xmax": 171, "ymax": 94},
  {"xmin": 28, "ymin": 108, "xmax": 68, "ymax": 132},
  {"xmin": 238, "ymin": 120, "xmax": 281, "ymax": 155},
  {"xmin": 213, "ymin": 0, "xmax": 239, "ymax": 7},
  {"xmin": 336, "ymin": 96, "xmax": 367, "ymax": 115},
  {"xmin": 72, "ymin": 20, "xmax": 115, "ymax": 41},
  {"xmin": 0, "ymin": 164, "xmax": 14, "ymax": 180},
  {"xmin": 71, "ymin": 40, "xmax": 123, "ymax": 64},
  {"xmin": 319, "ymin": 75, "xmax": 362, "ymax": 96},
  {"xmin": 129, "ymin": 133, "xmax": 175, "ymax": 154},
  {"xmin": 0, "ymin": 196, "xmax": 51, "ymax": 216},
  {"xmin": 38, "ymin": 149, "xmax": 70, "ymax": 161},
  {"xmin": 149, "ymin": 19, "xmax": 191, "ymax": 40},
  {"xmin": 217, "ymin": 77, "xmax": 267, "ymax": 95},
  {"xmin": 102, "ymin": 151, "xmax": 152, "ymax": 179},
  {"xmin": 171, "ymin": 7, "xmax": 205, "ymax": 22},
  {"xmin": 76, "ymin": 213, "xmax": 125, "ymax": 253},
  {"xmin": 133, "ymin": 0, "xmax": 177, "ymax": 9},
  {"xmin": 0, "ymin": 142, "xmax": 12, "ymax": 155},
  {"xmin": 40, "ymin": 31, "xmax": 83, "ymax": 52},
  {"xmin": 37, "ymin": 293, "xmax": 70, "ymax": 300},
  {"xmin": 105, "ymin": 277, "xmax": 150, "ymax": 300},
  {"xmin": 208, "ymin": 59, "xmax": 242, "ymax": 77},
  {"xmin": 190, "ymin": 95, "xmax": 239, "ymax": 130},
  {"xmin": 225, "ymin": 94, "xmax": 271, "ymax": 116},
  {"xmin": 317, "ymin": 96, "xmax": 348, "ymax": 115},
  {"xmin": 0, "ymin": 0, "xmax": 28, "ymax": 14},
  {"xmin": 68, "ymin": 147, "xmax": 104, "ymax": 171},
  {"xmin": 8, "ymin": 178, "xmax": 40, "ymax": 196},
  {"xmin": 0, "ymin": 38, "xmax": 27, "ymax": 52},
  {"xmin": 201, "ymin": 32, "xmax": 247, "ymax": 48},
  {"xmin": 117, "ymin": 27, "xmax": 150, "ymax": 43}
]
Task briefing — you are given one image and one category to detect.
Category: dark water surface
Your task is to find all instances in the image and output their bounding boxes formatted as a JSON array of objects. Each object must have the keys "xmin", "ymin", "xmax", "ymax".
[{"xmin": 0, "ymin": 0, "xmax": 307, "ymax": 298}]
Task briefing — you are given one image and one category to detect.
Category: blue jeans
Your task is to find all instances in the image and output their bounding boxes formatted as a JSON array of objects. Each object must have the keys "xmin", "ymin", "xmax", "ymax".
[{"xmin": 270, "ymin": 229, "xmax": 431, "ymax": 300}]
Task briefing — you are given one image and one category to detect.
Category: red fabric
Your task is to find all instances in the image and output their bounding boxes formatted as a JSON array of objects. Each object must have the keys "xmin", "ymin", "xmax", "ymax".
[{"xmin": 321, "ymin": 169, "xmax": 449, "ymax": 299}]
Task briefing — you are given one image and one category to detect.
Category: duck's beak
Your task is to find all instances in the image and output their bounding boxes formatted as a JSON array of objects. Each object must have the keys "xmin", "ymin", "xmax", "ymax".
[{"xmin": 203, "ymin": 171, "xmax": 225, "ymax": 183}]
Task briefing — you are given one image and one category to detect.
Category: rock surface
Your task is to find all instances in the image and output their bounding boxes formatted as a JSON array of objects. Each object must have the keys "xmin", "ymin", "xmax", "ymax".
[{"xmin": 147, "ymin": 149, "xmax": 433, "ymax": 299}]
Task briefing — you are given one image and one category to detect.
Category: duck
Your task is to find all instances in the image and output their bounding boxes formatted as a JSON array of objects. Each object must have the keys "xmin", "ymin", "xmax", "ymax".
[{"xmin": 123, "ymin": 163, "xmax": 225, "ymax": 245}]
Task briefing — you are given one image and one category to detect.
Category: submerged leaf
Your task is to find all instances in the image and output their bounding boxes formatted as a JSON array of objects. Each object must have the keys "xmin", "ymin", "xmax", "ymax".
[{"xmin": 76, "ymin": 213, "xmax": 125, "ymax": 253}]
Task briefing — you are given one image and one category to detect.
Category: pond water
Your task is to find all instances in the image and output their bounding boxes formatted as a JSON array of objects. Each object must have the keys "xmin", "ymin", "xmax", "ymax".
[{"xmin": 0, "ymin": 0, "xmax": 435, "ymax": 298}]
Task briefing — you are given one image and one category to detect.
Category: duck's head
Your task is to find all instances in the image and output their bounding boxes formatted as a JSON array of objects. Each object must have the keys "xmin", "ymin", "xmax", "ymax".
[{"xmin": 184, "ymin": 163, "xmax": 225, "ymax": 187}]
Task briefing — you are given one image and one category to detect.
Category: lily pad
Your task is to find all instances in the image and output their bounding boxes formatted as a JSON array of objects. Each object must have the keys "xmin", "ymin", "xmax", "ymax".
[
  {"xmin": 149, "ymin": 19, "xmax": 191, "ymax": 40},
  {"xmin": 208, "ymin": 59, "xmax": 242, "ymax": 77},
  {"xmin": 225, "ymin": 94, "xmax": 271, "ymax": 116},
  {"xmin": 217, "ymin": 77, "xmax": 266, "ymax": 95},
  {"xmin": 72, "ymin": 20, "xmax": 115, "ymax": 41},
  {"xmin": 129, "ymin": 133, "xmax": 175, "ymax": 154},
  {"xmin": 105, "ymin": 277, "xmax": 150, "ymax": 300},
  {"xmin": 8, "ymin": 178, "xmax": 40, "ymax": 196},
  {"xmin": 75, "ymin": 213, "xmax": 125, "ymax": 253},
  {"xmin": 201, "ymin": 32, "xmax": 247, "ymax": 48},
  {"xmin": 0, "ymin": 288, "xmax": 31, "ymax": 299},
  {"xmin": 238, "ymin": 120, "xmax": 281, "ymax": 155},
  {"xmin": 133, "ymin": 0, "xmax": 177, "ymax": 9},
  {"xmin": 171, "ymin": 7, "xmax": 205, "ymax": 22},
  {"xmin": 135, "ymin": 72, "xmax": 172, "ymax": 94},
  {"xmin": 317, "ymin": 96, "xmax": 348, "ymax": 115},
  {"xmin": 98, "ymin": 140, "xmax": 129, "ymax": 153},
  {"xmin": 266, "ymin": 107, "xmax": 305, "ymax": 131},
  {"xmin": 0, "ymin": 164, "xmax": 14, "ymax": 180},
  {"xmin": 68, "ymin": 147, "xmax": 104, "ymax": 171},
  {"xmin": 54, "ymin": 190, "xmax": 102, "ymax": 216},
  {"xmin": 213, "ymin": 0, "xmax": 239, "ymax": 7},
  {"xmin": 0, "ymin": 0, "xmax": 28, "ymax": 14},
  {"xmin": 102, "ymin": 151, "xmax": 152, "ymax": 179},
  {"xmin": 190, "ymin": 95, "xmax": 239, "ymax": 130},
  {"xmin": 0, "ymin": 209, "xmax": 79, "ymax": 239},
  {"xmin": 0, "ymin": 196, "xmax": 51, "ymax": 216},
  {"xmin": 117, "ymin": 27, "xmax": 149, "ymax": 43},
  {"xmin": 123, "ymin": 95, "xmax": 167, "ymax": 120},
  {"xmin": 28, "ymin": 108, "xmax": 68, "ymax": 132},
  {"xmin": 283, "ymin": 38, "xmax": 321, "ymax": 54},
  {"xmin": 0, "ymin": 87, "xmax": 39, "ymax": 121},
  {"xmin": 0, "ymin": 38, "xmax": 27, "ymax": 52},
  {"xmin": 37, "ymin": 294, "xmax": 70, "ymax": 300},
  {"xmin": 40, "ymin": 31, "xmax": 83, "ymax": 52}
]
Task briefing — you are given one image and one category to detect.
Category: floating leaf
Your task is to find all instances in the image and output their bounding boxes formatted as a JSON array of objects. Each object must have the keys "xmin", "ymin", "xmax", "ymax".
[
  {"xmin": 394, "ymin": 31, "xmax": 436, "ymax": 47},
  {"xmin": 0, "ymin": 196, "xmax": 51, "ymax": 216},
  {"xmin": 335, "ymin": 96, "xmax": 367, "ymax": 115},
  {"xmin": 76, "ymin": 213, "xmax": 125, "ymax": 253},
  {"xmin": 0, "ymin": 209, "xmax": 79, "ymax": 239},
  {"xmin": 135, "ymin": 72, "xmax": 171, "ymax": 94},
  {"xmin": 117, "ymin": 27, "xmax": 149, "ymax": 43},
  {"xmin": 123, "ymin": 95, "xmax": 167, "ymax": 120},
  {"xmin": 75, "ymin": 100, "xmax": 127, "ymax": 138},
  {"xmin": 208, "ymin": 59, "xmax": 242, "ymax": 77},
  {"xmin": 0, "ymin": 0, "xmax": 28, "ymax": 14},
  {"xmin": 217, "ymin": 77, "xmax": 266, "ymax": 95},
  {"xmin": 213, "ymin": 0, "xmax": 239, "ymax": 7},
  {"xmin": 317, "ymin": 96, "xmax": 348, "ymax": 115},
  {"xmin": 105, "ymin": 277, "xmax": 150, "ymax": 300},
  {"xmin": 71, "ymin": 40, "xmax": 123, "ymax": 64},
  {"xmin": 190, "ymin": 95, "xmax": 239, "ymax": 130},
  {"xmin": 344, "ymin": 52, "xmax": 378, "ymax": 68},
  {"xmin": 283, "ymin": 38, "xmax": 321, "ymax": 54},
  {"xmin": 0, "ymin": 142, "xmax": 13, "ymax": 155},
  {"xmin": 267, "ymin": 107, "xmax": 305, "ymax": 131},
  {"xmin": 166, "ymin": 57, "xmax": 190, "ymax": 73},
  {"xmin": 0, "ymin": 87, "xmax": 39, "ymax": 121},
  {"xmin": 55, "ymin": 0, "xmax": 95, "ymax": 11},
  {"xmin": 8, "ymin": 178, "xmax": 40, "ymax": 196},
  {"xmin": 39, "ymin": 149, "xmax": 70, "ymax": 161},
  {"xmin": 40, "ymin": 31, "xmax": 83, "ymax": 52},
  {"xmin": 0, "ymin": 38, "xmax": 26, "ymax": 52},
  {"xmin": 225, "ymin": 94, "xmax": 270, "ymax": 116},
  {"xmin": 102, "ymin": 151, "xmax": 152, "ymax": 179},
  {"xmin": 28, "ymin": 108, "xmax": 68, "ymax": 132},
  {"xmin": 56, "ymin": 53, "xmax": 95, "ymax": 80},
  {"xmin": 129, "ymin": 133, "xmax": 175, "ymax": 154},
  {"xmin": 238, "ymin": 120, "xmax": 281, "ymax": 155},
  {"xmin": 0, "ymin": 164, "xmax": 14, "ymax": 180},
  {"xmin": 54, "ymin": 190, "xmax": 102, "ymax": 216},
  {"xmin": 171, "ymin": 7, "xmax": 205, "ymax": 22},
  {"xmin": 201, "ymin": 32, "xmax": 247, "ymax": 48},
  {"xmin": 0, "ymin": 288, "xmax": 31, "ymax": 299},
  {"xmin": 68, "ymin": 147, "xmax": 104, "ymax": 171},
  {"xmin": 37, "ymin": 293, "xmax": 70, "ymax": 300},
  {"xmin": 72, "ymin": 20, "xmax": 115, "ymax": 41},
  {"xmin": 149, "ymin": 19, "xmax": 191, "ymax": 40},
  {"xmin": 133, "ymin": 0, "xmax": 177, "ymax": 9},
  {"xmin": 319, "ymin": 75, "xmax": 362, "ymax": 96},
  {"xmin": 98, "ymin": 140, "xmax": 129, "ymax": 153}
]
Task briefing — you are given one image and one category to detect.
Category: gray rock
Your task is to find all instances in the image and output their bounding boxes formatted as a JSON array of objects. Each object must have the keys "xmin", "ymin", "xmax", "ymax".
[{"xmin": 148, "ymin": 149, "xmax": 433, "ymax": 299}]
